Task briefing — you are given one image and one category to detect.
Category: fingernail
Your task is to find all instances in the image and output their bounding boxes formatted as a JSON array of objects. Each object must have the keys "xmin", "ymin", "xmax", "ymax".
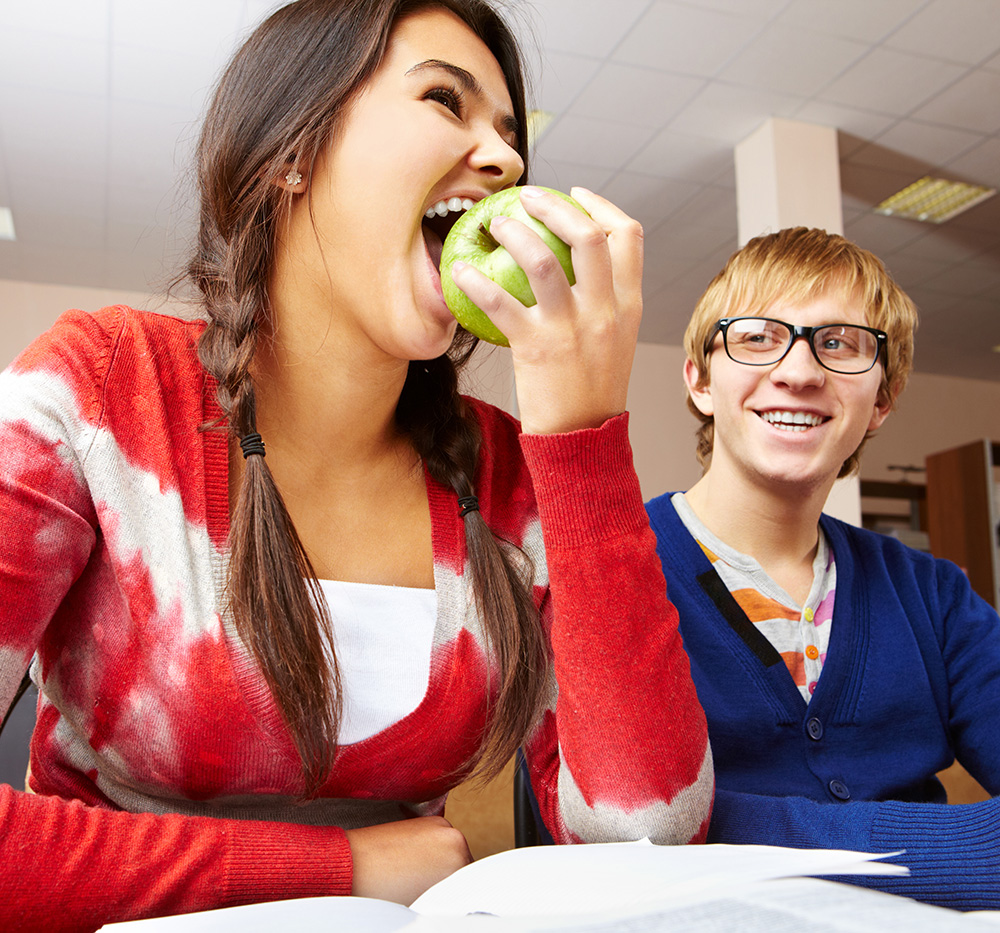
[
  {"xmin": 520, "ymin": 185, "xmax": 544, "ymax": 198},
  {"xmin": 452, "ymin": 260, "xmax": 467, "ymax": 273},
  {"xmin": 489, "ymin": 215, "xmax": 509, "ymax": 231}
]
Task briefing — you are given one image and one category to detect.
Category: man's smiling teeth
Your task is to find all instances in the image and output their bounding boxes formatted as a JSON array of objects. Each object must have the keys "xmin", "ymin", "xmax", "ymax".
[
  {"xmin": 759, "ymin": 410, "xmax": 825, "ymax": 432},
  {"xmin": 425, "ymin": 197, "xmax": 476, "ymax": 218}
]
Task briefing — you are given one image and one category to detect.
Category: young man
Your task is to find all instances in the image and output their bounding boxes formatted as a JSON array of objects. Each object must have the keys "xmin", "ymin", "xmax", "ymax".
[{"xmin": 646, "ymin": 226, "xmax": 1000, "ymax": 910}]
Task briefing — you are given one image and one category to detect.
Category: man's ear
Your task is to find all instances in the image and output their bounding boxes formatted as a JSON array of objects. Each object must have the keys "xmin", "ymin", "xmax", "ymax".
[
  {"xmin": 867, "ymin": 387, "xmax": 894, "ymax": 433},
  {"xmin": 683, "ymin": 357, "xmax": 714, "ymax": 417}
]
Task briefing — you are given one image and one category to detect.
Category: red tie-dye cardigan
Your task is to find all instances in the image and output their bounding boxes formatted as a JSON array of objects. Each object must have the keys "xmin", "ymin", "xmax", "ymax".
[{"xmin": 0, "ymin": 306, "xmax": 711, "ymax": 931}]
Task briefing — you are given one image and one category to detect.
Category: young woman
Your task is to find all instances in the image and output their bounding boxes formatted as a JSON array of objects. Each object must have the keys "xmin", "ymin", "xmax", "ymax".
[
  {"xmin": 0, "ymin": 1, "xmax": 711, "ymax": 928},
  {"xmin": 646, "ymin": 227, "xmax": 1000, "ymax": 910}
]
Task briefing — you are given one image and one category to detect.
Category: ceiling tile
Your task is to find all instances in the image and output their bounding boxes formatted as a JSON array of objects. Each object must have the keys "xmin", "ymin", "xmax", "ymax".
[
  {"xmin": 668, "ymin": 81, "xmax": 803, "ymax": 143},
  {"xmin": 598, "ymin": 172, "xmax": 703, "ymax": 231},
  {"xmin": 112, "ymin": 0, "xmax": 245, "ymax": 57},
  {"xmin": 866, "ymin": 119, "xmax": 983, "ymax": 169},
  {"xmin": 842, "ymin": 211, "xmax": 929, "ymax": 255},
  {"xmin": 111, "ymin": 43, "xmax": 217, "ymax": 111},
  {"xmin": 919, "ymin": 257, "xmax": 1000, "ymax": 298},
  {"xmin": 909, "ymin": 69, "xmax": 1000, "ymax": 133},
  {"xmin": 569, "ymin": 62, "xmax": 705, "ymax": 127},
  {"xmin": 0, "ymin": 29, "xmax": 108, "ymax": 97},
  {"xmin": 613, "ymin": 1, "xmax": 769, "ymax": 77},
  {"xmin": 885, "ymin": 0, "xmax": 1000, "ymax": 66},
  {"xmin": 0, "ymin": 0, "xmax": 110, "ymax": 42},
  {"xmin": 644, "ymin": 219, "xmax": 737, "ymax": 264},
  {"xmin": 777, "ymin": 0, "xmax": 926, "ymax": 44},
  {"xmin": 839, "ymin": 160, "xmax": 931, "ymax": 210},
  {"xmin": 719, "ymin": 23, "xmax": 868, "ymax": 97},
  {"xmin": 526, "ymin": 50, "xmax": 602, "ymax": 114},
  {"xmin": 691, "ymin": 0, "xmax": 788, "ymax": 16},
  {"xmin": 791, "ymin": 101, "xmax": 897, "ymax": 142},
  {"xmin": 878, "ymin": 251, "xmax": 952, "ymax": 288},
  {"xmin": 533, "ymin": 114, "xmax": 654, "ymax": 170},
  {"xmin": 527, "ymin": 158, "xmax": 615, "ymax": 194},
  {"xmin": 850, "ymin": 120, "xmax": 982, "ymax": 174},
  {"xmin": 819, "ymin": 47, "xmax": 966, "ymax": 117},
  {"xmin": 514, "ymin": 0, "xmax": 650, "ymax": 59},
  {"xmin": 0, "ymin": 88, "xmax": 109, "ymax": 180},
  {"xmin": 942, "ymin": 137, "xmax": 1000, "ymax": 187},
  {"xmin": 657, "ymin": 184, "xmax": 738, "ymax": 234},
  {"xmin": 109, "ymin": 100, "xmax": 199, "ymax": 190},
  {"xmin": 626, "ymin": 130, "xmax": 734, "ymax": 183}
]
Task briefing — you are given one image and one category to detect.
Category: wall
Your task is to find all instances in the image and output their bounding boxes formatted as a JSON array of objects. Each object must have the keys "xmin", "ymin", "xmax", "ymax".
[{"xmin": 0, "ymin": 279, "xmax": 193, "ymax": 370}]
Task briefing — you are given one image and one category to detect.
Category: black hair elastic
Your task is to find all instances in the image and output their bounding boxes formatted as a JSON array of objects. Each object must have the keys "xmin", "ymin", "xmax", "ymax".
[
  {"xmin": 239, "ymin": 432, "xmax": 266, "ymax": 459},
  {"xmin": 458, "ymin": 495, "xmax": 479, "ymax": 518}
]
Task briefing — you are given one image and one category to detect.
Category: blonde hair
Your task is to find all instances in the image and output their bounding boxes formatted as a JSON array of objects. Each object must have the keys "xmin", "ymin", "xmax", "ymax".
[{"xmin": 684, "ymin": 227, "xmax": 918, "ymax": 477}]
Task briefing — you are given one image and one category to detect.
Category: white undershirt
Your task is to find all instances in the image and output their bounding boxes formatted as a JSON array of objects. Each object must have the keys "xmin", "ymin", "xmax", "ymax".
[{"xmin": 317, "ymin": 579, "xmax": 437, "ymax": 745}]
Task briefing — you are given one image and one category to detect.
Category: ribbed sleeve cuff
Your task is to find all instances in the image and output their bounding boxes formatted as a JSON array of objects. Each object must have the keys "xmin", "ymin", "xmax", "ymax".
[
  {"xmin": 862, "ymin": 799, "xmax": 1000, "ymax": 910},
  {"xmin": 518, "ymin": 413, "xmax": 646, "ymax": 549},
  {"xmin": 221, "ymin": 820, "xmax": 353, "ymax": 904}
]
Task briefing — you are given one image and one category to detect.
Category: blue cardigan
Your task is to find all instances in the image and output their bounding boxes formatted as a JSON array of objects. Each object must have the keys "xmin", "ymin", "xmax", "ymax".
[{"xmin": 645, "ymin": 492, "xmax": 1000, "ymax": 910}]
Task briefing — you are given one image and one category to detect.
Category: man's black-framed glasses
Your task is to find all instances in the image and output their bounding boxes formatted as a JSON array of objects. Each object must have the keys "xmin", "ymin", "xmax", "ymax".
[{"xmin": 707, "ymin": 317, "xmax": 887, "ymax": 375}]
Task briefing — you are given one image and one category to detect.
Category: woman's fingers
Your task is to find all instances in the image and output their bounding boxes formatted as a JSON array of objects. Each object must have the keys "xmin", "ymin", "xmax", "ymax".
[
  {"xmin": 568, "ymin": 186, "xmax": 644, "ymax": 318},
  {"xmin": 446, "ymin": 185, "xmax": 644, "ymax": 434}
]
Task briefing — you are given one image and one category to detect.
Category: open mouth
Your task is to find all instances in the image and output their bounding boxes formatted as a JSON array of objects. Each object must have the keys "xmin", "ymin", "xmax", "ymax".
[
  {"xmin": 422, "ymin": 197, "xmax": 476, "ymax": 270},
  {"xmin": 757, "ymin": 410, "xmax": 829, "ymax": 432}
]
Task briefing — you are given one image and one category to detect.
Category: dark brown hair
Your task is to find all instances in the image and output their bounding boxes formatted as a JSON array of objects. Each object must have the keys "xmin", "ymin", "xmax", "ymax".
[{"xmin": 188, "ymin": 0, "xmax": 543, "ymax": 795}]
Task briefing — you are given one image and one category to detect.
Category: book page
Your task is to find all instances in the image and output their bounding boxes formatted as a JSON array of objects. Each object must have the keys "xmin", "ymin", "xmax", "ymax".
[
  {"xmin": 521, "ymin": 878, "xmax": 1000, "ymax": 933},
  {"xmin": 410, "ymin": 840, "xmax": 905, "ymax": 920},
  {"xmin": 101, "ymin": 894, "xmax": 416, "ymax": 932}
]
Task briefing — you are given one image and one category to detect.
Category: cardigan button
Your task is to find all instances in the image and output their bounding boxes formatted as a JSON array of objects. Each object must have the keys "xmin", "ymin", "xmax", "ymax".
[
  {"xmin": 829, "ymin": 779, "xmax": 851, "ymax": 800},
  {"xmin": 806, "ymin": 717, "xmax": 823, "ymax": 740}
]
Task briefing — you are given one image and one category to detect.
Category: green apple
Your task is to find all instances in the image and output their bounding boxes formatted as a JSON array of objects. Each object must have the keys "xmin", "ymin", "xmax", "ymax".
[{"xmin": 440, "ymin": 186, "xmax": 588, "ymax": 347}]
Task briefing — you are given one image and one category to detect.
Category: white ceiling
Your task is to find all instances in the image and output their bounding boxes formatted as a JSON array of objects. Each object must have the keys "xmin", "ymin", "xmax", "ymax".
[{"xmin": 1, "ymin": 0, "xmax": 998, "ymax": 380}]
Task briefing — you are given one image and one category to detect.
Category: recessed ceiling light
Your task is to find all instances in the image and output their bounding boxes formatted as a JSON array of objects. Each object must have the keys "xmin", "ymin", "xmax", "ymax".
[
  {"xmin": 874, "ymin": 176, "xmax": 996, "ymax": 224},
  {"xmin": 0, "ymin": 207, "xmax": 14, "ymax": 241},
  {"xmin": 526, "ymin": 109, "xmax": 554, "ymax": 149}
]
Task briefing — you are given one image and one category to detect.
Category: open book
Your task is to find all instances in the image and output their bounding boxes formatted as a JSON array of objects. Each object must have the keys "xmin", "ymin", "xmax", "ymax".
[{"xmin": 101, "ymin": 840, "xmax": 999, "ymax": 932}]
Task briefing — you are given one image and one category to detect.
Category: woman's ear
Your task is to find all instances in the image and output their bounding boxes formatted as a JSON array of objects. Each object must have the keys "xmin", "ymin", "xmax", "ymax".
[
  {"xmin": 683, "ymin": 357, "xmax": 714, "ymax": 417},
  {"xmin": 273, "ymin": 167, "xmax": 306, "ymax": 192}
]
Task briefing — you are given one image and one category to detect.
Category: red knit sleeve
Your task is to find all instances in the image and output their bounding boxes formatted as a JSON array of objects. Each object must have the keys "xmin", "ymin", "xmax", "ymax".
[
  {"xmin": 0, "ymin": 785, "xmax": 352, "ymax": 932},
  {"xmin": 519, "ymin": 413, "xmax": 713, "ymax": 846}
]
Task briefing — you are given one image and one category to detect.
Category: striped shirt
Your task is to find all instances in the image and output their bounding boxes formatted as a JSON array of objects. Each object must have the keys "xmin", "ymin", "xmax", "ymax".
[{"xmin": 671, "ymin": 493, "xmax": 836, "ymax": 701}]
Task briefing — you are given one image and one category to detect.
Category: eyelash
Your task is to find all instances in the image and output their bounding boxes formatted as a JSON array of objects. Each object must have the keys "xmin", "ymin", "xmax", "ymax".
[{"xmin": 425, "ymin": 84, "xmax": 464, "ymax": 117}]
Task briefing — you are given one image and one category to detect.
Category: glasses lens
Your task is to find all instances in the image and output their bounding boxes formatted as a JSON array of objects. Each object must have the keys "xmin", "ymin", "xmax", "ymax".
[
  {"xmin": 813, "ymin": 326, "xmax": 878, "ymax": 373},
  {"xmin": 724, "ymin": 318, "xmax": 791, "ymax": 364}
]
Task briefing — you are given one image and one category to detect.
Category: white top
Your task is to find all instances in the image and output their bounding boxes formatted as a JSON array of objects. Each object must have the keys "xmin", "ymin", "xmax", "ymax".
[{"xmin": 317, "ymin": 579, "xmax": 437, "ymax": 745}]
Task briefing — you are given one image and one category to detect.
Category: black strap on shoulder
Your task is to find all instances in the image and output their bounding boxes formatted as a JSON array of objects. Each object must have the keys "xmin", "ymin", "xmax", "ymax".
[{"xmin": 697, "ymin": 568, "xmax": 783, "ymax": 668}]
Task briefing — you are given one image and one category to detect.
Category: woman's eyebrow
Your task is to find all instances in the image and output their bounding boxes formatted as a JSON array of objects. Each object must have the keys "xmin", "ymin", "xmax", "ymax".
[{"xmin": 406, "ymin": 59, "xmax": 520, "ymax": 138}]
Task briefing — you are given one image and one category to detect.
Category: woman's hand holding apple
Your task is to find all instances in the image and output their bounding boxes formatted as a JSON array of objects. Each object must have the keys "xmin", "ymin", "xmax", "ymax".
[{"xmin": 446, "ymin": 185, "xmax": 642, "ymax": 435}]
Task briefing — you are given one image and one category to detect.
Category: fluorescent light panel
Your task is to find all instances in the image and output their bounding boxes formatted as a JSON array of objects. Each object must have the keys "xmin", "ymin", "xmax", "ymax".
[
  {"xmin": 0, "ymin": 207, "xmax": 14, "ymax": 241},
  {"xmin": 874, "ymin": 176, "xmax": 996, "ymax": 224}
]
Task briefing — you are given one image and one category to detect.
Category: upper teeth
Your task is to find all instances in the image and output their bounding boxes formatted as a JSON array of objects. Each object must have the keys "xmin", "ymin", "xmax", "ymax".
[
  {"xmin": 761, "ymin": 410, "xmax": 824, "ymax": 431},
  {"xmin": 425, "ymin": 197, "xmax": 476, "ymax": 219}
]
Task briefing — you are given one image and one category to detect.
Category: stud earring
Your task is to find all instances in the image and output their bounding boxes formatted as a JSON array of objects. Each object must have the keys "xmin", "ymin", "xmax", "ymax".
[{"xmin": 285, "ymin": 170, "xmax": 303, "ymax": 186}]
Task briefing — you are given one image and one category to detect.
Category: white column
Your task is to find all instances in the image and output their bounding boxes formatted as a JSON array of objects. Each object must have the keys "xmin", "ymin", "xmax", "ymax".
[{"xmin": 734, "ymin": 118, "xmax": 861, "ymax": 525}]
